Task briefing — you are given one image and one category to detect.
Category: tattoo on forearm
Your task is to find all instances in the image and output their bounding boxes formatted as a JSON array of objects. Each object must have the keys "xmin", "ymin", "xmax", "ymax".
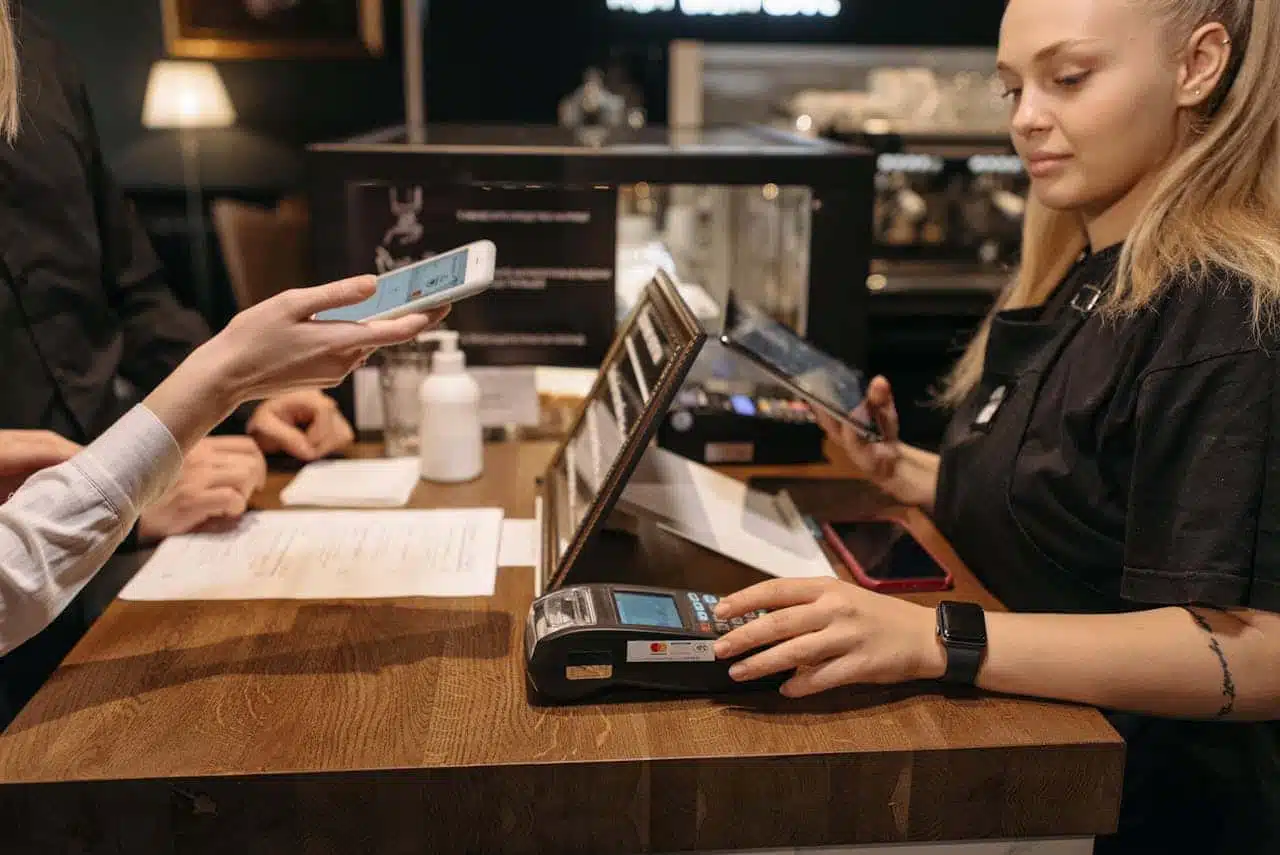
[{"xmin": 1183, "ymin": 607, "xmax": 1237, "ymax": 718}]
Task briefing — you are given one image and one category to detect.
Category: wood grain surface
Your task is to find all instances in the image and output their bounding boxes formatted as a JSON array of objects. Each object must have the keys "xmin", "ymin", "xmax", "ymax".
[{"xmin": 0, "ymin": 441, "xmax": 1124, "ymax": 854}]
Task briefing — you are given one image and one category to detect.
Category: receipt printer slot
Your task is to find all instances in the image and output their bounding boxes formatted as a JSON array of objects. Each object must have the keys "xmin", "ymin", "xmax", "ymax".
[{"xmin": 565, "ymin": 650, "xmax": 613, "ymax": 681}]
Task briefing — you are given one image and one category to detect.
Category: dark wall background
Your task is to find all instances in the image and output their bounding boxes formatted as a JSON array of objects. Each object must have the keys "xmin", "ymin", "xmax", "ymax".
[{"xmin": 599, "ymin": 2, "xmax": 1005, "ymax": 45}]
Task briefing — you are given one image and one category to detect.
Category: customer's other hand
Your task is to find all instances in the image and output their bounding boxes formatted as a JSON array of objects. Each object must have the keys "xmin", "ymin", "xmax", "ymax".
[
  {"xmin": 248, "ymin": 389, "xmax": 355, "ymax": 462},
  {"xmin": 0, "ymin": 430, "xmax": 82, "ymax": 495},
  {"xmin": 137, "ymin": 436, "xmax": 266, "ymax": 541}
]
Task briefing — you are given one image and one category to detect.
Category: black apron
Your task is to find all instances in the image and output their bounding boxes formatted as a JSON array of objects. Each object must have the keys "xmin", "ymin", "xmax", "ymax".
[
  {"xmin": 935, "ymin": 265, "xmax": 1116, "ymax": 614},
  {"xmin": 933, "ymin": 263, "xmax": 1280, "ymax": 854}
]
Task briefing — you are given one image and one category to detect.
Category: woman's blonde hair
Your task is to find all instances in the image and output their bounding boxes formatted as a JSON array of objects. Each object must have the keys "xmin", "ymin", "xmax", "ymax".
[
  {"xmin": 939, "ymin": 0, "xmax": 1280, "ymax": 406},
  {"xmin": 0, "ymin": 0, "xmax": 18, "ymax": 142}
]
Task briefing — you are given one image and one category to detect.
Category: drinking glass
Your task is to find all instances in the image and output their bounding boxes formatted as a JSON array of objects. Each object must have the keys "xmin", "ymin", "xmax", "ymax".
[{"xmin": 378, "ymin": 343, "xmax": 432, "ymax": 457}]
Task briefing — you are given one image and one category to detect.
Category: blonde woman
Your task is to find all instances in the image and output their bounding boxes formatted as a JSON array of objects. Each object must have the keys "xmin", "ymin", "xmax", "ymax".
[
  {"xmin": 713, "ymin": 0, "xmax": 1280, "ymax": 851},
  {"xmin": 0, "ymin": 0, "xmax": 13, "ymax": 143}
]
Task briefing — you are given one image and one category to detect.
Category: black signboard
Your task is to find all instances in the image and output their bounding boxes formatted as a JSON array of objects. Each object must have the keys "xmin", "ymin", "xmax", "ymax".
[
  {"xmin": 598, "ymin": 0, "xmax": 1003, "ymax": 45},
  {"xmin": 346, "ymin": 182, "xmax": 618, "ymax": 367}
]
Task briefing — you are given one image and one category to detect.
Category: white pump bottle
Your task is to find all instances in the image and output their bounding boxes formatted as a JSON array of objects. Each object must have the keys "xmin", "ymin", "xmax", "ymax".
[{"xmin": 417, "ymin": 331, "xmax": 483, "ymax": 483}]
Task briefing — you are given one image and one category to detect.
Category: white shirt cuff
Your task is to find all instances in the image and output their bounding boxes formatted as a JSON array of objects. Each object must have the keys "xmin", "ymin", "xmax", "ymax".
[{"xmin": 70, "ymin": 404, "xmax": 184, "ymax": 517}]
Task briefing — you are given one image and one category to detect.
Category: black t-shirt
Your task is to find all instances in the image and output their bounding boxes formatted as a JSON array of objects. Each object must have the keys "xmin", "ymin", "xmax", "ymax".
[{"xmin": 935, "ymin": 245, "xmax": 1280, "ymax": 853}]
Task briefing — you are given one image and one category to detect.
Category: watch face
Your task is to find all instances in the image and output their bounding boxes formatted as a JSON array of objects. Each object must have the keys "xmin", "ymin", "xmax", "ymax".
[{"xmin": 940, "ymin": 602, "xmax": 987, "ymax": 646}]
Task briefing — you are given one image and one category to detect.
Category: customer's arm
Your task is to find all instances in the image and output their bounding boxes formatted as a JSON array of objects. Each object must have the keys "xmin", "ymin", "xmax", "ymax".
[
  {"xmin": 0, "ymin": 408, "xmax": 183, "ymax": 656},
  {"xmin": 0, "ymin": 276, "xmax": 446, "ymax": 656}
]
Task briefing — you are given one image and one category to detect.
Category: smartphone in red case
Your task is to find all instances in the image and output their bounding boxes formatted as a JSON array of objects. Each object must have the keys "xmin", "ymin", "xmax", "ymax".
[{"xmin": 820, "ymin": 516, "xmax": 955, "ymax": 594}]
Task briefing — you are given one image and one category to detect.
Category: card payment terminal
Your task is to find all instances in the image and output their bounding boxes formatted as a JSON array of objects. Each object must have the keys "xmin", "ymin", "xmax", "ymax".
[{"xmin": 525, "ymin": 584, "xmax": 782, "ymax": 703}]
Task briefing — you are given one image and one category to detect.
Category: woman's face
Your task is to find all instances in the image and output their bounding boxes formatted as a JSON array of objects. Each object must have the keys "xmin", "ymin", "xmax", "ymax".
[{"xmin": 997, "ymin": 0, "xmax": 1184, "ymax": 216}]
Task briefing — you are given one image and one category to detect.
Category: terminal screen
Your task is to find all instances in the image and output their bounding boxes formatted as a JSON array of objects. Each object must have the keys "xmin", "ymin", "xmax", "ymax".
[{"xmin": 613, "ymin": 591, "xmax": 684, "ymax": 628}]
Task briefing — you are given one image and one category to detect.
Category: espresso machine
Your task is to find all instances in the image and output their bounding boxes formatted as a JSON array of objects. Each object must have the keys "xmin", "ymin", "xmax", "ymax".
[
  {"xmin": 866, "ymin": 142, "xmax": 1025, "ymax": 289},
  {"xmin": 782, "ymin": 69, "xmax": 1027, "ymax": 292}
]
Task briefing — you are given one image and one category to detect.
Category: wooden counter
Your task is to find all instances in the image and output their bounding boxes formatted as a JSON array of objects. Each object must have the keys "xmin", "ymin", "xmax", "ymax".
[{"xmin": 0, "ymin": 442, "xmax": 1123, "ymax": 854}]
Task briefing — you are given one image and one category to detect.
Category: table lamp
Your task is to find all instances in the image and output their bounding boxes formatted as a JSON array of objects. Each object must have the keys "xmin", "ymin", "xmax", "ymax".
[{"xmin": 141, "ymin": 60, "xmax": 237, "ymax": 307}]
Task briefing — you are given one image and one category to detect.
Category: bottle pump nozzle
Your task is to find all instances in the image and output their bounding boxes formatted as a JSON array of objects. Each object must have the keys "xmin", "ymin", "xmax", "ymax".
[{"xmin": 417, "ymin": 330, "xmax": 465, "ymax": 374}]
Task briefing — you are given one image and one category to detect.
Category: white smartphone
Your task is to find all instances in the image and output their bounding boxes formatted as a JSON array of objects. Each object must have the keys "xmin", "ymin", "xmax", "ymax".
[{"xmin": 315, "ymin": 239, "xmax": 497, "ymax": 322}]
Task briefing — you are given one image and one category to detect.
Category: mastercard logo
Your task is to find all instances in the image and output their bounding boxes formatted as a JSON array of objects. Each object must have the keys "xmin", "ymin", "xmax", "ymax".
[{"xmin": 649, "ymin": 642, "xmax": 667, "ymax": 653}]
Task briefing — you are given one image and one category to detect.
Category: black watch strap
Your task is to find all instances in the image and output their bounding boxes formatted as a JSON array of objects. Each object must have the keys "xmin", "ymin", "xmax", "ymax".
[
  {"xmin": 936, "ymin": 601, "xmax": 987, "ymax": 686},
  {"xmin": 942, "ymin": 642, "xmax": 984, "ymax": 685}
]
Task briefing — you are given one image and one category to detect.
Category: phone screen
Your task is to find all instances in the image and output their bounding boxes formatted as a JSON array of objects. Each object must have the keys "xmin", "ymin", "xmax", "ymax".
[
  {"xmin": 828, "ymin": 521, "xmax": 947, "ymax": 580},
  {"xmin": 722, "ymin": 294, "xmax": 874, "ymax": 433},
  {"xmin": 315, "ymin": 248, "xmax": 470, "ymax": 321}
]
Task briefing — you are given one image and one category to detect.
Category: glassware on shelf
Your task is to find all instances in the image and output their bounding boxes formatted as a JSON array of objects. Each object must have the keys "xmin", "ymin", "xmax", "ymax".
[{"xmin": 614, "ymin": 182, "xmax": 814, "ymax": 334}]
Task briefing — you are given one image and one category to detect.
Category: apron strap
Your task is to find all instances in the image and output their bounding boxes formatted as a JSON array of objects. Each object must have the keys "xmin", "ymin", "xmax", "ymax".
[
  {"xmin": 1070, "ymin": 283, "xmax": 1105, "ymax": 314},
  {"xmin": 970, "ymin": 257, "xmax": 1115, "ymax": 431}
]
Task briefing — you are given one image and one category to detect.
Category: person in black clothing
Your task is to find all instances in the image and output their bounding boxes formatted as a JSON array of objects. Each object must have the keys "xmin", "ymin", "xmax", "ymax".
[
  {"xmin": 0, "ymin": 13, "xmax": 359, "ymax": 720},
  {"xmin": 712, "ymin": 0, "xmax": 1280, "ymax": 852}
]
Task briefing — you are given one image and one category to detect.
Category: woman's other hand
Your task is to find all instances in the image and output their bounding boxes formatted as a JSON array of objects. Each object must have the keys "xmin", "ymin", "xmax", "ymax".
[{"xmin": 813, "ymin": 376, "xmax": 903, "ymax": 483}]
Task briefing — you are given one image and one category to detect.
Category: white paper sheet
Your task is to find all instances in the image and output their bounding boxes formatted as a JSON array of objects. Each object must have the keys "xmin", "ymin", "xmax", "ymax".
[
  {"xmin": 119, "ymin": 509, "xmax": 504, "ymax": 601},
  {"xmin": 499, "ymin": 518, "xmax": 541, "ymax": 567},
  {"xmin": 534, "ymin": 366, "xmax": 597, "ymax": 399},
  {"xmin": 619, "ymin": 446, "xmax": 836, "ymax": 581},
  {"xmin": 280, "ymin": 458, "xmax": 421, "ymax": 508}
]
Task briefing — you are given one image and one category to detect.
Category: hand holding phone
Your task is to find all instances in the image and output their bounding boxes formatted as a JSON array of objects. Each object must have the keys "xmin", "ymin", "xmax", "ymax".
[
  {"xmin": 821, "ymin": 517, "xmax": 954, "ymax": 593},
  {"xmin": 812, "ymin": 375, "xmax": 903, "ymax": 481},
  {"xmin": 315, "ymin": 239, "xmax": 496, "ymax": 323},
  {"xmin": 719, "ymin": 292, "xmax": 881, "ymax": 442}
]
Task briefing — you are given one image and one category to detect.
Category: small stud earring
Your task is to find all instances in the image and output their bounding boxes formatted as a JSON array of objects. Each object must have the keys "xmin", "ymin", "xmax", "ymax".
[{"xmin": 1195, "ymin": 87, "xmax": 1203, "ymax": 98}]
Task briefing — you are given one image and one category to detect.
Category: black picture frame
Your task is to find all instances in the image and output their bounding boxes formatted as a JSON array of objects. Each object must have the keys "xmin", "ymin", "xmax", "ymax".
[{"xmin": 537, "ymin": 268, "xmax": 705, "ymax": 595}]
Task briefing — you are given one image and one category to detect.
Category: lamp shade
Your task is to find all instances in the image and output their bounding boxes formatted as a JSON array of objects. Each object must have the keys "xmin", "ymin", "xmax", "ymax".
[{"xmin": 142, "ymin": 60, "xmax": 236, "ymax": 129}]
